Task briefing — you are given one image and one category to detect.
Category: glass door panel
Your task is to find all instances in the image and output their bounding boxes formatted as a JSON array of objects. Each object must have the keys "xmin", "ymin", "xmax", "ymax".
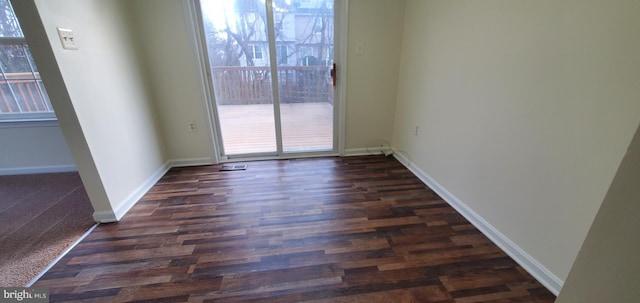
[
  {"xmin": 201, "ymin": 0, "xmax": 277, "ymax": 156},
  {"xmin": 200, "ymin": 0, "xmax": 335, "ymax": 157},
  {"xmin": 273, "ymin": 0, "xmax": 334, "ymax": 152}
]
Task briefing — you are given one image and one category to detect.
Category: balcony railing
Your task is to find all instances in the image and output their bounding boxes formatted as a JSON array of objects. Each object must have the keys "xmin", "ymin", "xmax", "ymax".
[
  {"xmin": 0, "ymin": 66, "xmax": 333, "ymax": 115},
  {"xmin": 211, "ymin": 66, "xmax": 333, "ymax": 105},
  {"xmin": 0, "ymin": 72, "xmax": 53, "ymax": 115}
]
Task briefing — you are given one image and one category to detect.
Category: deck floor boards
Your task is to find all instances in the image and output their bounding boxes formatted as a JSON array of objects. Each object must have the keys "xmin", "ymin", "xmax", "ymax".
[{"xmin": 218, "ymin": 102, "xmax": 333, "ymax": 154}]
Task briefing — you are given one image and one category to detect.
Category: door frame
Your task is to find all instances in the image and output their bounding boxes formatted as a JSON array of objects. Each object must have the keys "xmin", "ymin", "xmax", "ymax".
[{"xmin": 182, "ymin": 0, "xmax": 348, "ymax": 163}]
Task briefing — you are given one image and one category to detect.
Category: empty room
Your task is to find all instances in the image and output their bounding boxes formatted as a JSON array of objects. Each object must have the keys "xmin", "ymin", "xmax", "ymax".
[{"xmin": 3, "ymin": 0, "xmax": 639, "ymax": 302}]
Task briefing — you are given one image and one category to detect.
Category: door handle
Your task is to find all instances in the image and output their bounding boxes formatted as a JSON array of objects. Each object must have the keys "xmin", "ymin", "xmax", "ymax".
[{"xmin": 331, "ymin": 63, "xmax": 337, "ymax": 86}]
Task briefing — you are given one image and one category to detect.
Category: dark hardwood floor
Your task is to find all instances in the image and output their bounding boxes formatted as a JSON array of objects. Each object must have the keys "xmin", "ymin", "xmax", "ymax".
[{"xmin": 34, "ymin": 156, "xmax": 555, "ymax": 302}]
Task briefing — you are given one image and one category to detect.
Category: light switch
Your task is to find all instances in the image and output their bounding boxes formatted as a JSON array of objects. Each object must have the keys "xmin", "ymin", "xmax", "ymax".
[{"xmin": 57, "ymin": 28, "xmax": 78, "ymax": 50}]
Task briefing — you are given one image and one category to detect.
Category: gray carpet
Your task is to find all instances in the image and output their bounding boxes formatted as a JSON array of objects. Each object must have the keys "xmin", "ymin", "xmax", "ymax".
[{"xmin": 0, "ymin": 172, "xmax": 95, "ymax": 286}]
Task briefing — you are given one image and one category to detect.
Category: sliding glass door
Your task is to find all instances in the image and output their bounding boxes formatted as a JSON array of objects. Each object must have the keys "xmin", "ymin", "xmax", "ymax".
[{"xmin": 199, "ymin": 0, "xmax": 335, "ymax": 158}]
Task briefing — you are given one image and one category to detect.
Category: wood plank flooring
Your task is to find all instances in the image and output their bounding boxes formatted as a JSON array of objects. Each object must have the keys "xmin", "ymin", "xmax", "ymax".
[{"xmin": 33, "ymin": 156, "xmax": 555, "ymax": 302}]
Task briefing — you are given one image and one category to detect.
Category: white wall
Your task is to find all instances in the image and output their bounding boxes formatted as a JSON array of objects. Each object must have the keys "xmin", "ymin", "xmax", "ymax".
[
  {"xmin": 392, "ymin": 0, "xmax": 640, "ymax": 291},
  {"xmin": 13, "ymin": 0, "xmax": 167, "ymax": 222},
  {"xmin": 125, "ymin": 0, "xmax": 405, "ymax": 160},
  {"xmin": 127, "ymin": 0, "xmax": 215, "ymax": 164},
  {"xmin": 557, "ymin": 122, "xmax": 640, "ymax": 302},
  {"xmin": 345, "ymin": 0, "xmax": 405, "ymax": 153},
  {"xmin": 0, "ymin": 124, "xmax": 75, "ymax": 175}
]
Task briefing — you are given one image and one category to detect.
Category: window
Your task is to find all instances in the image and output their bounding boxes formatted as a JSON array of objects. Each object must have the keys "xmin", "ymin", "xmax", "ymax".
[
  {"xmin": 1, "ymin": 0, "xmax": 55, "ymax": 122},
  {"xmin": 249, "ymin": 45, "xmax": 263, "ymax": 60},
  {"xmin": 245, "ymin": 12, "xmax": 257, "ymax": 23},
  {"xmin": 299, "ymin": 46, "xmax": 313, "ymax": 58},
  {"xmin": 277, "ymin": 45, "xmax": 288, "ymax": 64},
  {"xmin": 298, "ymin": 46, "xmax": 316, "ymax": 66},
  {"xmin": 313, "ymin": 17, "xmax": 323, "ymax": 34}
]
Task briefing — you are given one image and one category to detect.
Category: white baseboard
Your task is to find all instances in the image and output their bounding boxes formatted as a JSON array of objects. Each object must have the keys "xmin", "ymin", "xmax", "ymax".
[
  {"xmin": 393, "ymin": 152, "xmax": 563, "ymax": 295},
  {"xmin": 0, "ymin": 164, "xmax": 77, "ymax": 176},
  {"xmin": 92, "ymin": 210, "xmax": 117, "ymax": 223},
  {"xmin": 91, "ymin": 158, "xmax": 214, "ymax": 223},
  {"xmin": 344, "ymin": 147, "xmax": 393, "ymax": 157},
  {"xmin": 92, "ymin": 162, "xmax": 172, "ymax": 223},
  {"xmin": 169, "ymin": 157, "xmax": 215, "ymax": 167}
]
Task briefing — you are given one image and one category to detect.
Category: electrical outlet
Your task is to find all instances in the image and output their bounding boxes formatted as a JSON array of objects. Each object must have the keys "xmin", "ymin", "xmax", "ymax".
[
  {"xmin": 56, "ymin": 28, "xmax": 78, "ymax": 50},
  {"xmin": 188, "ymin": 121, "xmax": 197, "ymax": 132}
]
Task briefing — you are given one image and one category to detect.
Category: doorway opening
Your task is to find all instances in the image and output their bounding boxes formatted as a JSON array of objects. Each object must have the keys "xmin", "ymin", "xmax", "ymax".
[{"xmin": 197, "ymin": 0, "xmax": 339, "ymax": 159}]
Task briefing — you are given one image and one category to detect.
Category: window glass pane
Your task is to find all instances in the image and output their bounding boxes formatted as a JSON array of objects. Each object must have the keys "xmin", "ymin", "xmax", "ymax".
[
  {"xmin": 0, "ymin": 0, "xmax": 24, "ymax": 38},
  {"xmin": 275, "ymin": 0, "xmax": 334, "ymax": 152},
  {"xmin": 0, "ymin": 0, "xmax": 54, "ymax": 119},
  {"xmin": 0, "ymin": 82, "xmax": 19, "ymax": 112},
  {"xmin": 201, "ymin": 0, "xmax": 277, "ymax": 155},
  {"xmin": 0, "ymin": 44, "xmax": 52, "ymax": 115},
  {"xmin": 1, "ymin": 44, "xmax": 31, "ymax": 73},
  {"xmin": 37, "ymin": 81, "xmax": 51, "ymax": 107},
  {"xmin": 24, "ymin": 46, "xmax": 38, "ymax": 72},
  {"xmin": 277, "ymin": 45, "xmax": 288, "ymax": 64}
]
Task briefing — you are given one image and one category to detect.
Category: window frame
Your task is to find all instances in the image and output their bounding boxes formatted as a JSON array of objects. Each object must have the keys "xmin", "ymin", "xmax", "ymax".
[
  {"xmin": 249, "ymin": 44, "xmax": 263, "ymax": 60},
  {"xmin": 276, "ymin": 45, "xmax": 288, "ymax": 64}
]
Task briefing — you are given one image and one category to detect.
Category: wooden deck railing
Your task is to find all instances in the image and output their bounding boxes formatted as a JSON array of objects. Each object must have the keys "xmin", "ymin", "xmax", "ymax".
[
  {"xmin": 1, "ymin": 66, "xmax": 333, "ymax": 114},
  {"xmin": 0, "ymin": 72, "xmax": 52, "ymax": 114},
  {"xmin": 211, "ymin": 66, "xmax": 333, "ymax": 105}
]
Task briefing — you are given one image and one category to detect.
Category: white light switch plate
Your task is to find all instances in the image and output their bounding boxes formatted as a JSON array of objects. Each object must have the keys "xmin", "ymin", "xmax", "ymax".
[{"xmin": 57, "ymin": 28, "xmax": 78, "ymax": 50}]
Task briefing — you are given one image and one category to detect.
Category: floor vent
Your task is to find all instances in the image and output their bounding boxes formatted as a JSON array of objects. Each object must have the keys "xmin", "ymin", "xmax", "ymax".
[{"xmin": 219, "ymin": 165, "xmax": 248, "ymax": 171}]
